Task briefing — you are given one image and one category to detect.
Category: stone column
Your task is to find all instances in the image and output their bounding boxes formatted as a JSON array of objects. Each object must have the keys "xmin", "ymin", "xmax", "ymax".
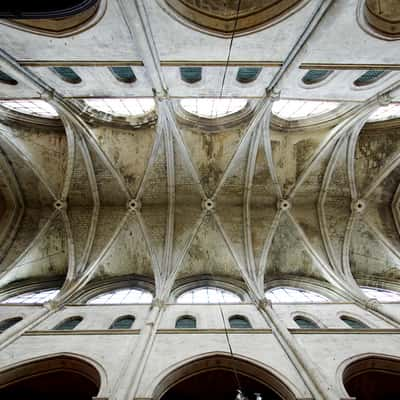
[
  {"xmin": 111, "ymin": 300, "xmax": 165, "ymax": 400},
  {"xmin": 257, "ymin": 299, "xmax": 342, "ymax": 400}
]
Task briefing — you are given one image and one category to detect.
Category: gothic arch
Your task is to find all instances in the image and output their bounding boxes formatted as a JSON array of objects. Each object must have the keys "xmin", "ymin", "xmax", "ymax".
[
  {"xmin": 337, "ymin": 353, "xmax": 400, "ymax": 399},
  {"xmin": 148, "ymin": 352, "xmax": 301, "ymax": 400},
  {"xmin": 0, "ymin": 353, "xmax": 107, "ymax": 399}
]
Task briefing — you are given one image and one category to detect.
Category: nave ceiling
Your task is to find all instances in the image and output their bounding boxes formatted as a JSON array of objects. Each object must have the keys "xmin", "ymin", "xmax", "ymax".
[
  {"xmin": 1, "ymin": 99, "xmax": 400, "ymax": 303},
  {"xmin": 0, "ymin": 0, "xmax": 400, "ymax": 303}
]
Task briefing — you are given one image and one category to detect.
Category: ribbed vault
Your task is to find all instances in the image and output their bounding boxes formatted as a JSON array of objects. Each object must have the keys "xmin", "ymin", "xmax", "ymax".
[{"xmin": 1, "ymin": 93, "xmax": 400, "ymax": 304}]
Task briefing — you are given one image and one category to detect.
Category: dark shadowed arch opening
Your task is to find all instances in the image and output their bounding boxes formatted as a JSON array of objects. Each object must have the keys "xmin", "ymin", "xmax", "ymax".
[
  {"xmin": 343, "ymin": 355, "xmax": 400, "ymax": 400},
  {"xmin": 0, "ymin": 355, "xmax": 100, "ymax": 400},
  {"xmin": 154, "ymin": 354, "xmax": 297, "ymax": 400}
]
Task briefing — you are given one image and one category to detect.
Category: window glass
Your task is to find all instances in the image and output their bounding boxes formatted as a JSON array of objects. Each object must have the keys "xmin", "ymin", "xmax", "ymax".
[
  {"xmin": 0, "ymin": 70, "xmax": 17, "ymax": 85},
  {"xmin": 53, "ymin": 317, "xmax": 82, "ymax": 330},
  {"xmin": 180, "ymin": 67, "xmax": 202, "ymax": 84},
  {"xmin": 0, "ymin": 100, "xmax": 58, "ymax": 118},
  {"xmin": 177, "ymin": 287, "xmax": 241, "ymax": 304},
  {"xmin": 180, "ymin": 98, "xmax": 247, "ymax": 119},
  {"xmin": 236, "ymin": 67, "xmax": 261, "ymax": 83},
  {"xmin": 229, "ymin": 315, "xmax": 251, "ymax": 329},
  {"xmin": 294, "ymin": 316, "xmax": 319, "ymax": 329},
  {"xmin": 110, "ymin": 316, "xmax": 135, "ymax": 329},
  {"xmin": 272, "ymin": 100, "xmax": 339, "ymax": 119},
  {"xmin": 302, "ymin": 69, "xmax": 332, "ymax": 85},
  {"xmin": 265, "ymin": 287, "xmax": 329, "ymax": 303},
  {"xmin": 2, "ymin": 289, "xmax": 59, "ymax": 304},
  {"xmin": 341, "ymin": 316, "xmax": 369, "ymax": 329},
  {"xmin": 354, "ymin": 70, "xmax": 386, "ymax": 87},
  {"xmin": 109, "ymin": 66, "xmax": 136, "ymax": 83},
  {"xmin": 175, "ymin": 316, "xmax": 196, "ymax": 328},
  {"xmin": 52, "ymin": 67, "xmax": 82, "ymax": 84},
  {"xmin": 0, "ymin": 317, "xmax": 22, "ymax": 332},
  {"xmin": 87, "ymin": 288, "xmax": 153, "ymax": 304},
  {"xmin": 368, "ymin": 103, "xmax": 400, "ymax": 121},
  {"xmin": 84, "ymin": 98, "xmax": 155, "ymax": 117},
  {"xmin": 361, "ymin": 287, "xmax": 400, "ymax": 303}
]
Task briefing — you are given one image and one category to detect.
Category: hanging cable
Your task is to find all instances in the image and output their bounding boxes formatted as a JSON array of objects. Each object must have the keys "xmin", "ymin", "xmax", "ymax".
[
  {"xmin": 219, "ymin": 0, "xmax": 242, "ymax": 98},
  {"xmin": 218, "ymin": 301, "xmax": 242, "ymax": 390}
]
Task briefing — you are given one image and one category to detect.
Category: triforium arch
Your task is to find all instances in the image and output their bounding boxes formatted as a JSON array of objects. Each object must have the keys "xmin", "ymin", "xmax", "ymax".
[
  {"xmin": 338, "ymin": 353, "xmax": 400, "ymax": 399},
  {"xmin": 0, "ymin": 353, "xmax": 105, "ymax": 399},
  {"xmin": 150, "ymin": 353, "xmax": 300, "ymax": 400}
]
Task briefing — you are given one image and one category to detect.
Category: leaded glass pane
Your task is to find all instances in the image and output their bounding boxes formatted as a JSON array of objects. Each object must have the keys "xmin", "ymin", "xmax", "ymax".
[
  {"xmin": 87, "ymin": 288, "xmax": 153, "ymax": 304},
  {"xmin": 177, "ymin": 287, "xmax": 241, "ymax": 304},
  {"xmin": 265, "ymin": 287, "xmax": 329, "ymax": 303}
]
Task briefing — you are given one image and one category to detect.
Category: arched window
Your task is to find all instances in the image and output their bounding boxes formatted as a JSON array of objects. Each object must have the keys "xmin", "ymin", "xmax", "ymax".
[
  {"xmin": 302, "ymin": 69, "xmax": 332, "ymax": 85},
  {"xmin": 177, "ymin": 286, "xmax": 242, "ymax": 304},
  {"xmin": 294, "ymin": 316, "xmax": 319, "ymax": 329},
  {"xmin": 236, "ymin": 67, "xmax": 261, "ymax": 83},
  {"xmin": 109, "ymin": 66, "xmax": 137, "ymax": 83},
  {"xmin": 0, "ymin": 100, "xmax": 58, "ymax": 118},
  {"xmin": 180, "ymin": 98, "xmax": 247, "ymax": 119},
  {"xmin": 109, "ymin": 315, "xmax": 135, "ymax": 329},
  {"xmin": 272, "ymin": 100, "xmax": 339, "ymax": 119},
  {"xmin": 175, "ymin": 315, "xmax": 196, "ymax": 329},
  {"xmin": 53, "ymin": 316, "xmax": 83, "ymax": 331},
  {"xmin": 229, "ymin": 315, "xmax": 251, "ymax": 329},
  {"xmin": 340, "ymin": 316, "xmax": 369, "ymax": 329},
  {"xmin": 180, "ymin": 67, "xmax": 202, "ymax": 84},
  {"xmin": 0, "ymin": 70, "xmax": 17, "ymax": 85},
  {"xmin": 51, "ymin": 67, "xmax": 82, "ymax": 84},
  {"xmin": 361, "ymin": 287, "xmax": 400, "ymax": 303},
  {"xmin": 0, "ymin": 317, "xmax": 22, "ymax": 332},
  {"xmin": 369, "ymin": 103, "xmax": 400, "ymax": 122},
  {"xmin": 84, "ymin": 98, "xmax": 155, "ymax": 117},
  {"xmin": 354, "ymin": 70, "xmax": 387, "ymax": 87},
  {"xmin": 2, "ymin": 289, "xmax": 59, "ymax": 304},
  {"xmin": 265, "ymin": 287, "xmax": 329, "ymax": 303},
  {"xmin": 87, "ymin": 287, "xmax": 153, "ymax": 304}
]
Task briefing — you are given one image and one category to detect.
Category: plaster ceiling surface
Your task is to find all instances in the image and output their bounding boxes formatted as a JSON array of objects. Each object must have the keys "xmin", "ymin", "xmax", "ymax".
[{"xmin": 0, "ymin": 0, "xmax": 400, "ymax": 303}]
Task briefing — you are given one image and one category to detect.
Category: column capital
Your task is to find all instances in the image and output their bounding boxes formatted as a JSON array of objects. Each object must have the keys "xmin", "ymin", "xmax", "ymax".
[{"xmin": 256, "ymin": 298, "xmax": 272, "ymax": 310}]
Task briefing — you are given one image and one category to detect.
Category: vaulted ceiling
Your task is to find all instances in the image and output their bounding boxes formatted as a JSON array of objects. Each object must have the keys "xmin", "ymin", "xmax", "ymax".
[{"xmin": 0, "ymin": 0, "xmax": 400, "ymax": 303}]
